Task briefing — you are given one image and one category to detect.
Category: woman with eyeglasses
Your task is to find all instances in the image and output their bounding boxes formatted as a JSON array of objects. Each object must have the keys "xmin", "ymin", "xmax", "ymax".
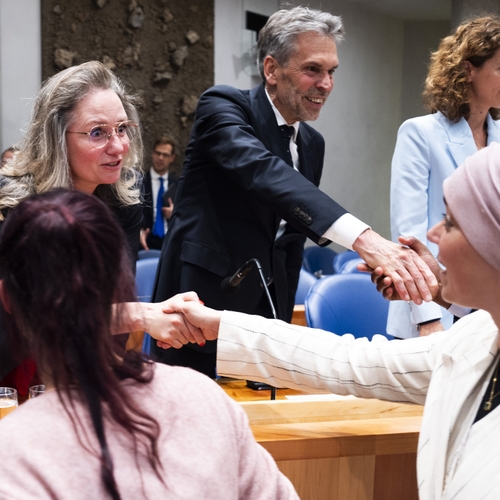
[
  {"xmin": 0, "ymin": 61, "xmax": 203, "ymax": 393},
  {"xmin": 0, "ymin": 61, "xmax": 142, "ymax": 258}
]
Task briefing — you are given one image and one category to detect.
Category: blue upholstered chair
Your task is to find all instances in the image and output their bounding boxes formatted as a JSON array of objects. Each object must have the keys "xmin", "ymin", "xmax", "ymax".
[
  {"xmin": 302, "ymin": 246, "xmax": 336, "ymax": 277},
  {"xmin": 135, "ymin": 257, "xmax": 160, "ymax": 354},
  {"xmin": 294, "ymin": 268, "xmax": 318, "ymax": 304},
  {"xmin": 305, "ymin": 273, "xmax": 392, "ymax": 340},
  {"xmin": 340, "ymin": 257, "xmax": 366, "ymax": 274},
  {"xmin": 137, "ymin": 249, "xmax": 162, "ymax": 260},
  {"xmin": 332, "ymin": 250, "xmax": 360, "ymax": 274}
]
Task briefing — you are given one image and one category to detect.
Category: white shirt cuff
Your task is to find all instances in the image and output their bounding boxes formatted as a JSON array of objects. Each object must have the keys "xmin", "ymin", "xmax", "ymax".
[{"xmin": 320, "ymin": 213, "xmax": 370, "ymax": 249}]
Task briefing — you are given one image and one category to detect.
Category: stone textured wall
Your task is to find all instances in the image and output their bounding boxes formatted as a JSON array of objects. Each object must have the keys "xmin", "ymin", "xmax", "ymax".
[{"xmin": 41, "ymin": 0, "xmax": 214, "ymax": 175}]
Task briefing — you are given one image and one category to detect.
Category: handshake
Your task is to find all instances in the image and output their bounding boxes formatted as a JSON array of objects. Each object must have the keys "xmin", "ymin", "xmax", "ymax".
[
  {"xmin": 115, "ymin": 293, "xmax": 222, "ymax": 350},
  {"xmin": 118, "ymin": 235, "xmax": 449, "ymax": 349}
]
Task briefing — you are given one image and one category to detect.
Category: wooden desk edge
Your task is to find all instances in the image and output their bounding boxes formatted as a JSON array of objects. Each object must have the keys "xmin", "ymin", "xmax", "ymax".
[{"xmin": 252, "ymin": 415, "xmax": 422, "ymax": 460}]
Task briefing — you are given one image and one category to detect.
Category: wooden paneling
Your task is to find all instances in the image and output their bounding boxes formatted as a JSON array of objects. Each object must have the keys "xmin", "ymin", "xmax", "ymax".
[
  {"xmin": 279, "ymin": 456, "xmax": 375, "ymax": 500},
  {"xmin": 373, "ymin": 453, "xmax": 418, "ymax": 500}
]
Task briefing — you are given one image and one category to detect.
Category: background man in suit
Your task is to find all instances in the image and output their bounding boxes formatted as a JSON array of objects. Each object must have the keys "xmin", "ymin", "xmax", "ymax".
[
  {"xmin": 151, "ymin": 6, "xmax": 436, "ymax": 377},
  {"xmin": 140, "ymin": 136, "xmax": 178, "ymax": 251}
]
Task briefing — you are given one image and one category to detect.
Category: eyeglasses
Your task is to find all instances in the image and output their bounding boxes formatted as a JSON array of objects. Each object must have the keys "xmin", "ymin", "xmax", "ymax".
[
  {"xmin": 67, "ymin": 121, "xmax": 138, "ymax": 149},
  {"xmin": 153, "ymin": 150, "xmax": 174, "ymax": 159}
]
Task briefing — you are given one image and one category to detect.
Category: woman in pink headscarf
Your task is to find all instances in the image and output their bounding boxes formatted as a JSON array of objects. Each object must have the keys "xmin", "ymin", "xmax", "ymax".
[{"xmin": 166, "ymin": 142, "xmax": 500, "ymax": 499}]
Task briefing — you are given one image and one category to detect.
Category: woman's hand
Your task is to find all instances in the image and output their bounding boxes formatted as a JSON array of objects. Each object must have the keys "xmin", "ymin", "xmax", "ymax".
[
  {"xmin": 159, "ymin": 296, "xmax": 222, "ymax": 349},
  {"xmin": 358, "ymin": 236, "xmax": 451, "ymax": 309},
  {"xmin": 353, "ymin": 229, "xmax": 438, "ymax": 304},
  {"xmin": 113, "ymin": 292, "xmax": 207, "ymax": 349}
]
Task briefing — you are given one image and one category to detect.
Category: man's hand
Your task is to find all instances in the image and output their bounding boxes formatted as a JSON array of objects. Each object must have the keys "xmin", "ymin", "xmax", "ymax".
[
  {"xmin": 160, "ymin": 297, "xmax": 222, "ymax": 349},
  {"xmin": 359, "ymin": 235, "xmax": 450, "ymax": 309},
  {"xmin": 353, "ymin": 229, "xmax": 438, "ymax": 304},
  {"xmin": 140, "ymin": 228, "xmax": 150, "ymax": 250},
  {"xmin": 162, "ymin": 198, "xmax": 174, "ymax": 220}
]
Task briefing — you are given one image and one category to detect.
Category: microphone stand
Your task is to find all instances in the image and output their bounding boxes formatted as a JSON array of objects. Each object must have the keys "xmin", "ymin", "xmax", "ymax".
[
  {"xmin": 221, "ymin": 258, "xmax": 277, "ymax": 400},
  {"xmin": 252, "ymin": 260, "xmax": 277, "ymax": 400}
]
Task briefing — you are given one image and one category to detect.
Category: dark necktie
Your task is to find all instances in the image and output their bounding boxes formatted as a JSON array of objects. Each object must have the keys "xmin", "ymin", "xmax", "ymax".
[
  {"xmin": 280, "ymin": 125, "xmax": 295, "ymax": 167},
  {"xmin": 152, "ymin": 177, "xmax": 165, "ymax": 237}
]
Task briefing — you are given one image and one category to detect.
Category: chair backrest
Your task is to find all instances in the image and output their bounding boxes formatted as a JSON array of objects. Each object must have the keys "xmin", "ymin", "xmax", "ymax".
[
  {"xmin": 340, "ymin": 258, "xmax": 365, "ymax": 274},
  {"xmin": 305, "ymin": 273, "xmax": 392, "ymax": 340},
  {"xmin": 138, "ymin": 249, "xmax": 162, "ymax": 260},
  {"xmin": 294, "ymin": 268, "xmax": 318, "ymax": 304},
  {"xmin": 135, "ymin": 257, "xmax": 160, "ymax": 355},
  {"xmin": 135, "ymin": 257, "xmax": 159, "ymax": 302},
  {"xmin": 302, "ymin": 246, "xmax": 336, "ymax": 276},
  {"xmin": 332, "ymin": 250, "xmax": 360, "ymax": 274}
]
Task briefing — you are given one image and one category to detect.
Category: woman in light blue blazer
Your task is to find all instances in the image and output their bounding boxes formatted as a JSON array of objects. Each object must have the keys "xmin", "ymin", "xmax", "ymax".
[{"xmin": 388, "ymin": 16, "xmax": 500, "ymax": 339}]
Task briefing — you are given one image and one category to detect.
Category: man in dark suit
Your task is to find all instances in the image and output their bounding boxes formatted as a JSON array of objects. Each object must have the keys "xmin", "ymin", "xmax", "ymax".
[
  {"xmin": 151, "ymin": 6, "xmax": 436, "ymax": 377},
  {"xmin": 140, "ymin": 136, "xmax": 178, "ymax": 251}
]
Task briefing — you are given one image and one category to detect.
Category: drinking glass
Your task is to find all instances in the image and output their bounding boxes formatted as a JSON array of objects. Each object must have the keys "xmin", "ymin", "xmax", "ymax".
[
  {"xmin": 29, "ymin": 385, "xmax": 46, "ymax": 399},
  {"xmin": 0, "ymin": 387, "xmax": 18, "ymax": 419}
]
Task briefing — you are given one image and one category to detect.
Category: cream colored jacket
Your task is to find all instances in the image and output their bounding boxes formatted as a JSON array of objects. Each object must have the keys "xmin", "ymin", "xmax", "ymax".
[{"xmin": 217, "ymin": 309, "xmax": 500, "ymax": 500}]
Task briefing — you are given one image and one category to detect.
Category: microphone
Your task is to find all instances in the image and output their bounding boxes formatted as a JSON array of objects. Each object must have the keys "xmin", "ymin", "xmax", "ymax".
[
  {"xmin": 221, "ymin": 259, "xmax": 256, "ymax": 295},
  {"xmin": 221, "ymin": 258, "xmax": 278, "ymax": 399},
  {"xmin": 221, "ymin": 257, "xmax": 276, "ymax": 321}
]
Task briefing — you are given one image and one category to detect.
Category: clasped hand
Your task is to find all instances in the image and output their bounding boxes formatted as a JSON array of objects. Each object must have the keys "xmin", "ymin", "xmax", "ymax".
[
  {"xmin": 353, "ymin": 229, "xmax": 439, "ymax": 304},
  {"xmin": 119, "ymin": 292, "xmax": 221, "ymax": 350},
  {"xmin": 357, "ymin": 235, "xmax": 449, "ymax": 309}
]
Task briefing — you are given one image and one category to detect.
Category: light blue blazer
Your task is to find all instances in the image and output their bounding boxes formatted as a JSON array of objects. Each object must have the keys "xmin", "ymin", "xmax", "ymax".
[{"xmin": 388, "ymin": 111, "xmax": 500, "ymax": 339}]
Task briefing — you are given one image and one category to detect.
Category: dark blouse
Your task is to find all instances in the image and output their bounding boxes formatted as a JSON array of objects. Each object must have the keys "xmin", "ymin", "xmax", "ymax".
[{"xmin": 109, "ymin": 202, "xmax": 143, "ymax": 268}]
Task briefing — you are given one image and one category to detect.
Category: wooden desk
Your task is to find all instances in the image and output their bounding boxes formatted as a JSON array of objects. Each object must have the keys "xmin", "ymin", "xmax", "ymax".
[{"xmin": 220, "ymin": 381, "xmax": 422, "ymax": 500}]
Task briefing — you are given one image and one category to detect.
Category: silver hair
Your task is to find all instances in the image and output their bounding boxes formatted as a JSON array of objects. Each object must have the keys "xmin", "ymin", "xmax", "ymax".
[
  {"xmin": 257, "ymin": 6, "xmax": 344, "ymax": 80},
  {"xmin": 0, "ymin": 61, "xmax": 143, "ymax": 217}
]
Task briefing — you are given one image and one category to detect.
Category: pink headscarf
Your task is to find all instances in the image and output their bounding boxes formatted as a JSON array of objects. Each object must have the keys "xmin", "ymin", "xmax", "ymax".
[{"xmin": 443, "ymin": 142, "xmax": 500, "ymax": 271}]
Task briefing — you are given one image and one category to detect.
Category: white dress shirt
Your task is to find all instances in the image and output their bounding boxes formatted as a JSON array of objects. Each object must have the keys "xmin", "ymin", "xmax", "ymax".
[{"xmin": 265, "ymin": 88, "xmax": 368, "ymax": 249}]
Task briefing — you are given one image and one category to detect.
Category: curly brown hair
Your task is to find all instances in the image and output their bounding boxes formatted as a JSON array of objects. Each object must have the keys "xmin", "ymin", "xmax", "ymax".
[{"xmin": 423, "ymin": 16, "xmax": 500, "ymax": 122}]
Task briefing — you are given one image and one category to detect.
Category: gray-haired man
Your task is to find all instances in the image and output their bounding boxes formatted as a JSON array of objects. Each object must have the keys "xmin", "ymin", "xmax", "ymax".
[{"xmin": 151, "ymin": 6, "xmax": 436, "ymax": 377}]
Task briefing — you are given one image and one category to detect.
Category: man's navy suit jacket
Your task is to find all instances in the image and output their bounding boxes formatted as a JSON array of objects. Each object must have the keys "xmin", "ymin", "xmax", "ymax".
[{"xmin": 152, "ymin": 83, "xmax": 347, "ymax": 354}]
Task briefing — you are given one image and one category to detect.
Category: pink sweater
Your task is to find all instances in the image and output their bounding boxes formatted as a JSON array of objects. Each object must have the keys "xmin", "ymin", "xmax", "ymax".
[{"xmin": 0, "ymin": 363, "xmax": 297, "ymax": 499}]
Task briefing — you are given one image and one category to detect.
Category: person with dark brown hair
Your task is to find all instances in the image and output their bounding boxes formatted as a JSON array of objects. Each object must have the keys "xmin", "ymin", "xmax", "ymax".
[{"xmin": 0, "ymin": 189, "xmax": 297, "ymax": 500}]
